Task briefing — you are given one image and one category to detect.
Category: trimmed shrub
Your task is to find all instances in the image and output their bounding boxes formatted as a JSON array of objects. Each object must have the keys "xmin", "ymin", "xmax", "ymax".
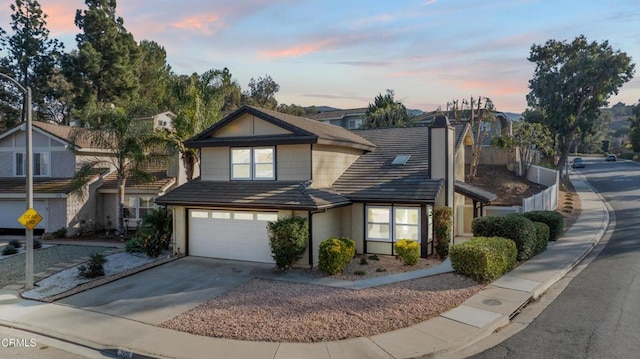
[
  {"xmin": 267, "ymin": 216, "xmax": 309, "ymax": 270},
  {"xmin": 2, "ymin": 245, "xmax": 18, "ymax": 255},
  {"xmin": 52, "ymin": 227, "xmax": 67, "ymax": 239},
  {"xmin": 394, "ymin": 239, "xmax": 420, "ymax": 265},
  {"xmin": 450, "ymin": 236, "xmax": 517, "ymax": 283},
  {"xmin": 318, "ymin": 237, "xmax": 356, "ymax": 275},
  {"xmin": 521, "ymin": 210, "xmax": 564, "ymax": 241},
  {"xmin": 8, "ymin": 239, "xmax": 21, "ymax": 249},
  {"xmin": 33, "ymin": 239, "xmax": 42, "ymax": 249},
  {"xmin": 77, "ymin": 253, "xmax": 107, "ymax": 278},
  {"xmin": 434, "ymin": 207, "xmax": 453, "ymax": 260},
  {"xmin": 533, "ymin": 222, "xmax": 550, "ymax": 255},
  {"xmin": 472, "ymin": 214, "xmax": 538, "ymax": 261}
]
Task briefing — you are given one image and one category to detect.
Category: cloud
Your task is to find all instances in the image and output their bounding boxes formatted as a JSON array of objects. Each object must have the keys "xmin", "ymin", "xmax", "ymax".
[
  {"xmin": 258, "ymin": 32, "xmax": 376, "ymax": 59},
  {"xmin": 33, "ymin": 2, "xmax": 79, "ymax": 34},
  {"xmin": 170, "ymin": 13, "xmax": 225, "ymax": 36}
]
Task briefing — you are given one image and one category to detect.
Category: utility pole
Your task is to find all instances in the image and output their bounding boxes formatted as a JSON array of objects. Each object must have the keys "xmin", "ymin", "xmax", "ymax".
[{"xmin": 1, "ymin": 72, "xmax": 34, "ymax": 289}]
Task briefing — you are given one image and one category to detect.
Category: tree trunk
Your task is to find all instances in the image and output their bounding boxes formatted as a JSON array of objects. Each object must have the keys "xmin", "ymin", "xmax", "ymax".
[
  {"xmin": 182, "ymin": 150, "xmax": 197, "ymax": 181},
  {"xmin": 117, "ymin": 175, "xmax": 127, "ymax": 235}
]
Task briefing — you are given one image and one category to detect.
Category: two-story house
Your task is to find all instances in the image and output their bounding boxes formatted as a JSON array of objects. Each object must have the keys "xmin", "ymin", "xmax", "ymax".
[
  {"xmin": 156, "ymin": 106, "xmax": 496, "ymax": 266},
  {"xmin": 0, "ymin": 121, "xmax": 179, "ymax": 235}
]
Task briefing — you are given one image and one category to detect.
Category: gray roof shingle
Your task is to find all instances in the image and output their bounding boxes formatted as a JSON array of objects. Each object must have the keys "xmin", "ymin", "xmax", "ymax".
[
  {"xmin": 331, "ymin": 127, "xmax": 443, "ymax": 203},
  {"xmin": 186, "ymin": 106, "xmax": 375, "ymax": 151},
  {"xmin": 155, "ymin": 180, "xmax": 350, "ymax": 210}
]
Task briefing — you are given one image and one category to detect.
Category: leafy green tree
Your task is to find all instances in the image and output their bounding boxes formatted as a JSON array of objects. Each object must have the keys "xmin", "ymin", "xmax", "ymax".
[
  {"xmin": 161, "ymin": 70, "xmax": 224, "ymax": 181},
  {"xmin": 526, "ymin": 35, "xmax": 635, "ymax": 176},
  {"xmin": 513, "ymin": 121, "xmax": 554, "ymax": 178},
  {"xmin": 68, "ymin": 0, "xmax": 141, "ymax": 109},
  {"xmin": 629, "ymin": 103, "xmax": 640, "ymax": 153},
  {"xmin": 242, "ymin": 75, "xmax": 279, "ymax": 109},
  {"xmin": 71, "ymin": 104, "xmax": 165, "ymax": 234},
  {"xmin": 0, "ymin": 0, "xmax": 64, "ymax": 125},
  {"xmin": 363, "ymin": 89, "xmax": 411, "ymax": 128},
  {"xmin": 216, "ymin": 67, "xmax": 242, "ymax": 111},
  {"xmin": 576, "ymin": 111, "xmax": 611, "ymax": 153},
  {"xmin": 276, "ymin": 103, "xmax": 317, "ymax": 116},
  {"xmin": 136, "ymin": 40, "xmax": 172, "ymax": 113}
]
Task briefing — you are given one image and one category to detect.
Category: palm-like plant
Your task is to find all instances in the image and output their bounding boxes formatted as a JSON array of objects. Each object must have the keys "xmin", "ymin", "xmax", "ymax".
[
  {"xmin": 160, "ymin": 70, "xmax": 227, "ymax": 181},
  {"xmin": 70, "ymin": 104, "xmax": 166, "ymax": 234}
]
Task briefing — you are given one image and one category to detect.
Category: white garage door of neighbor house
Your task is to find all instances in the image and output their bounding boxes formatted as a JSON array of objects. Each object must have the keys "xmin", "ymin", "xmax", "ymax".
[
  {"xmin": 0, "ymin": 200, "xmax": 48, "ymax": 229},
  {"xmin": 188, "ymin": 210, "xmax": 278, "ymax": 263}
]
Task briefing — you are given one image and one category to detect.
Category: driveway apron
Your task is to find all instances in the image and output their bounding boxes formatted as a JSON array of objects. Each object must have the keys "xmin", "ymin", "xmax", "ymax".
[{"xmin": 58, "ymin": 256, "xmax": 274, "ymax": 325}]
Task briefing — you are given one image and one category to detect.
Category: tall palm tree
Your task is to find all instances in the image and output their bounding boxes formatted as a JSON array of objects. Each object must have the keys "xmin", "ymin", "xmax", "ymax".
[
  {"xmin": 161, "ymin": 69, "xmax": 228, "ymax": 181},
  {"xmin": 71, "ymin": 104, "xmax": 165, "ymax": 234}
]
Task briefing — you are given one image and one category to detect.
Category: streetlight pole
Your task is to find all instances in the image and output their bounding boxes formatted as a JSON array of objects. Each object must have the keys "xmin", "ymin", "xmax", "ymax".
[{"xmin": 0, "ymin": 72, "xmax": 34, "ymax": 289}]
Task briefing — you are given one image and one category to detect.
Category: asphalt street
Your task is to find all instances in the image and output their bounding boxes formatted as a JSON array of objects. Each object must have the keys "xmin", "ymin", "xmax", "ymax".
[{"xmin": 470, "ymin": 157, "xmax": 640, "ymax": 359}]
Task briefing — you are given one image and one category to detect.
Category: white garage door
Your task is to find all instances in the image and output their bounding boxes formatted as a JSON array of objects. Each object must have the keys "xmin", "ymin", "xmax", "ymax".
[
  {"xmin": 188, "ymin": 210, "xmax": 278, "ymax": 263},
  {"xmin": 0, "ymin": 200, "xmax": 48, "ymax": 230}
]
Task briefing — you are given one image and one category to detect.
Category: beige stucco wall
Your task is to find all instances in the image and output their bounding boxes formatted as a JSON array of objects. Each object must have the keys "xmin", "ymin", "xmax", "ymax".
[
  {"xmin": 310, "ymin": 207, "xmax": 349, "ymax": 266},
  {"xmin": 277, "ymin": 144, "xmax": 311, "ymax": 181},
  {"xmin": 200, "ymin": 145, "xmax": 312, "ymax": 182},
  {"xmin": 213, "ymin": 114, "xmax": 292, "ymax": 137},
  {"xmin": 172, "ymin": 206, "xmax": 186, "ymax": 256},
  {"xmin": 200, "ymin": 147, "xmax": 230, "ymax": 181},
  {"xmin": 311, "ymin": 144, "xmax": 361, "ymax": 188},
  {"xmin": 348, "ymin": 203, "xmax": 365, "ymax": 254}
]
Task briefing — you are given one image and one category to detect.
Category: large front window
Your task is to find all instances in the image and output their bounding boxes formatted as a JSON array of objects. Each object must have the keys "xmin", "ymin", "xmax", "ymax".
[
  {"xmin": 366, "ymin": 206, "xmax": 420, "ymax": 242},
  {"xmin": 231, "ymin": 147, "xmax": 275, "ymax": 180},
  {"xmin": 123, "ymin": 195, "xmax": 156, "ymax": 221},
  {"xmin": 15, "ymin": 152, "xmax": 49, "ymax": 176}
]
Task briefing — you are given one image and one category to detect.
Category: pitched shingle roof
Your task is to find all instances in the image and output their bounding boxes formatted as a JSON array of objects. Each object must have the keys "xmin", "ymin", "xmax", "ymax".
[
  {"xmin": 99, "ymin": 167, "xmax": 176, "ymax": 192},
  {"xmin": 0, "ymin": 178, "xmax": 78, "ymax": 194},
  {"xmin": 32, "ymin": 122, "xmax": 98, "ymax": 148},
  {"xmin": 185, "ymin": 106, "xmax": 375, "ymax": 151},
  {"xmin": 331, "ymin": 127, "xmax": 443, "ymax": 203},
  {"xmin": 155, "ymin": 180, "xmax": 350, "ymax": 210}
]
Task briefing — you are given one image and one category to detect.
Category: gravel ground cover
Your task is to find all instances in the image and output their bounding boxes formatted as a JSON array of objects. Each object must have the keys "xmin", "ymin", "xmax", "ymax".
[
  {"xmin": 161, "ymin": 273, "xmax": 483, "ymax": 343},
  {"xmin": 0, "ymin": 245, "xmax": 114, "ymax": 288},
  {"xmin": 22, "ymin": 252, "xmax": 157, "ymax": 300}
]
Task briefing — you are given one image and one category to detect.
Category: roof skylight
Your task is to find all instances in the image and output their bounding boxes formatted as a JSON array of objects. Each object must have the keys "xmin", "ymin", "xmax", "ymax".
[{"xmin": 391, "ymin": 155, "xmax": 411, "ymax": 165}]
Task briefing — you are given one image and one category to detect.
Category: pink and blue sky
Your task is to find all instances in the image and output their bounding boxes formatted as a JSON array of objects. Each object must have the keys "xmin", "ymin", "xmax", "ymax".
[{"xmin": 1, "ymin": 0, "xmax": 639, "ymax": 113}]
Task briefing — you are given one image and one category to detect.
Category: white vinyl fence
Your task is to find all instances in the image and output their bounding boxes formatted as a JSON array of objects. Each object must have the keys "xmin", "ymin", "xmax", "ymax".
[{"xmin": 457, "ymin": 165, "xmax": 559, "ymax": 235}]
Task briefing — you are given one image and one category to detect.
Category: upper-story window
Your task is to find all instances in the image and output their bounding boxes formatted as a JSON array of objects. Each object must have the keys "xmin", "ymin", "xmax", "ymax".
[
  {"xmin": 15, "ymin": 152, "xmax": 49, "ymax": 177},
  {"xmin": 231, "ymin": 147, "xmax": 275, "ymax": 180},
  {"xmin": 348, "ymin": 118, "xmax": 363, "ymax": 130}
]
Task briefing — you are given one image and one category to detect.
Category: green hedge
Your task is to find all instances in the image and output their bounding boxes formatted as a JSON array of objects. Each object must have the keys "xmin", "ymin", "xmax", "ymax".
[
  {"xmin": 318, "ymin": 237, "xmax": 356, "ymax": 275},
  {"xmin": 521, "ymin": 210, "xmax": 564, "ymax": 241},
  {"xmin": 533, "ymin": 222, "xmax": 550, "ymax": 254},
  {"xmin": 394, "ymin": 239, "xmax": 420, "ymax": 265},
  {"xmin": 450, "ymin": 236, "xmax": 517, "ymax": 283},
  {"xmin": 267, "ymin": 216, "xmax": 309, "ymax": 270},
  {"xmin": 472, "ymin": 214, "xmax": 538, "ymax": 261}
]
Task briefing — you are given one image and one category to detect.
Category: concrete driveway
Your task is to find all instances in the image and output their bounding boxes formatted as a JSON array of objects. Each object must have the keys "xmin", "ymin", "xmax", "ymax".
[{"xmin": 58, "ymin": 256, "xmax": 274, "ymax": 325}]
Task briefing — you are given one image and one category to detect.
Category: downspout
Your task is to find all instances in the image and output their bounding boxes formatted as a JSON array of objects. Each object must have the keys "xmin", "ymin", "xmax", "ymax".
[{"xmin": 308, "ymin": 210, "xmax": 313, "ymax": 268}]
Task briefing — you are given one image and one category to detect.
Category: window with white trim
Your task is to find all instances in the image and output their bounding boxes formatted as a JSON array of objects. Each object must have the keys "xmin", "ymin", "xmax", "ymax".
[
  {"xmin": 123, "ymin": 195, "xmax": 156, "ymax": 220},
  {"xmin": 15, "ymin": 152, "xmax": 49, "ymax": 177},
  {"xmin": 366, "ymin": 206, "xmax": 420, "ymax": 242},
  {"xmin": 231, "ymin": 147, "xmax": 275, "ymax": 180}
]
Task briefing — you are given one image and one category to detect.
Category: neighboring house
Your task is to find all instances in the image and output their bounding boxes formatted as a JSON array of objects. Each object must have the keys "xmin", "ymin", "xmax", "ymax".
[
  {"xmin": 305, "ymin": 108, "xmax": 367, "ymax": 130},
  {"xmin": 156, "ymin": 106, "xmax": 494, "ymax": 266},
  {"xmin": 0, "ymin": 120, "xmax": 180, "ymax": 235},
  {"xmin": 132, "ymin": 111, "xmax": 175, "ymax": 132}
]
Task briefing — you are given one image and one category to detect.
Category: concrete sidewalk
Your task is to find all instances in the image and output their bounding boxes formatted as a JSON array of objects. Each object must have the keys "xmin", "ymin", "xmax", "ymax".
[{"xmin": 0, "ymin": 174, "xmax": 608, "ymax": 359}]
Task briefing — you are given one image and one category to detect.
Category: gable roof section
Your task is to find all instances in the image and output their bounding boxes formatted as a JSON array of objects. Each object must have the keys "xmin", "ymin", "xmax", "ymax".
[
  {"xmin": 185, "ymin": 106, "xmax": 375, "ymax": 151},
  {"xmin": 331, "ymin": 127, "xmax": 443, "ymax": 203},
  {"xmin": 155, "ymin": 180, "xmax": 350, "ymax": 210},
  {"xmin": 454, "ymin": 180, "xmax": 497, "ymax": 204}
]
